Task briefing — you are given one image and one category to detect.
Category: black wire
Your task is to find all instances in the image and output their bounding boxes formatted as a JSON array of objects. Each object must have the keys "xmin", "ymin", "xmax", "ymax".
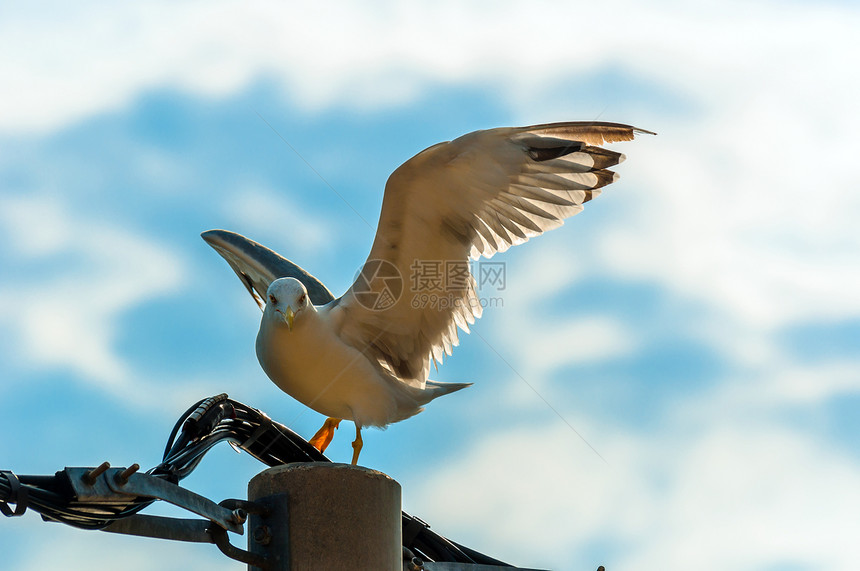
[
  {"xmin": 161, "ymin": 396, "xmax": 207, "ymax": 460},
  {"xmin": 1, "ymin": 395, "xmax": 511, "ymax": 565}
]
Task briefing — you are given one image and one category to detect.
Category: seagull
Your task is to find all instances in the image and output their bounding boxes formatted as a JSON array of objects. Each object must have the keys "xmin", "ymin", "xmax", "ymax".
[{"xmin": 203, "ymin": 121, "xmax": 652, "ymax": 465}]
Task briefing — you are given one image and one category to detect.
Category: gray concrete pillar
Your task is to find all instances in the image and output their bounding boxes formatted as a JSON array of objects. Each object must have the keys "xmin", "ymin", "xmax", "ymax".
[{"xmin": 248, "ymin": 462, "xmax": 402, "ymax": 571}]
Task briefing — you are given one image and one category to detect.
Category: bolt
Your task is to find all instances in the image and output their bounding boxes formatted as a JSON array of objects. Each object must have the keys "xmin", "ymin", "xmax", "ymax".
[
  {"xmin": 114, "ymin": 463, "xmax": 140, "ymax": 485},
  {"xmin": 253, "ymin": 525, "xmax": 271, "ymax": 545},
  {"xmin": 82, "ymin": 462, "xmax": 111, "ymax": 485},
  {"xmin": 231, "ymin": 508, "xmax": 247, "ymax": 525},
  {"xmin": 409, "ymin": 557, "xmax": 424, "ymax": 570}
]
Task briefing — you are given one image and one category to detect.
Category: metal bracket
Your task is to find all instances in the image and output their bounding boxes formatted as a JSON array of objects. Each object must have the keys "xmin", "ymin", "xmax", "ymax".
[
  {"xmin": 421, "ymin": 565, "xmax": 551, "ymax": 571},
  {"xmin": 102, "ymin": 513, "xmax": 270, "ymax": 569},
  {"xmin": 211, "ymin": 525, "xmax": 269, "ymax": 568},
  {"xmin": 247, "ymin": 493, "xmax": 290, "ymax": 571},
  {"xmin": 66, "ymin": 466, "xmax": 244, "ymax": 533},
  {"xmin": 102, "ymin": 514, "xmax": 215, "ymax": 543},
  {"xmin": 67, "ymin": 465, "xmax": 285, "ymax": 570},
  {"xmin": 196, "ymin": 495, "xmax": 288, "ymax": 570}
]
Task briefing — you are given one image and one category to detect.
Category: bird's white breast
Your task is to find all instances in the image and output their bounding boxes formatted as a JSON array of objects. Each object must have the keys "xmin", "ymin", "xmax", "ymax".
[{"xmin": 255, "ymin": 308, "xmax": 412, "ymax": 426}]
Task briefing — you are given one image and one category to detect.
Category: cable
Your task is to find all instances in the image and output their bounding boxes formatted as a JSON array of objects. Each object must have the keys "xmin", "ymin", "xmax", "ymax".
[{"xmin": 1, "ymin": 394, "xmax": 510, "ymax": 565}]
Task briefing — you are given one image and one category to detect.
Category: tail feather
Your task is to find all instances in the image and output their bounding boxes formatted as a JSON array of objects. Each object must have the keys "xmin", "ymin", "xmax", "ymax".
[
  {"xmin": 384, "ymin": 379, "xmax": 473, "ymax": 424},
  {"xmin": 421, "ymin": 380, "xmax": 473, "ymax": 404}
]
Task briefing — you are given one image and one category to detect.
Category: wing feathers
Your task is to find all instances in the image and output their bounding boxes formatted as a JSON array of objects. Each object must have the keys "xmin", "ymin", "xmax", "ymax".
[
  {"xmin": 201, "ymin": 229, "xmax": 335, "ymax": 309},
  {"xmin": 516, "ymin": 121, "xmax": 655, "ymax": 145},
  {"xmin": 335, "ymin": 121, "xmax": 651, "ymax": 384},
  {"xmin": 490, "ymin": 199, "xmax": 545, "ymax": 234},
  {"xmin": 508, "ymin": 183, "xmax": 579, "ymax": 206}
]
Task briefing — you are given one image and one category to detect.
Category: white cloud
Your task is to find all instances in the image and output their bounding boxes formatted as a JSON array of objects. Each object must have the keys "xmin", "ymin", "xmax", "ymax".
[
  {"xmin": 0, "ymin": 194, "xmax": 185, "ymax": 396},
  {"xmin": 527, "ymin": 316, "xmax": 635, "ymax": 369},
  {"xmin": 2, "ymin": 1, "xmax": 857, "ymax": 134},
  {"xmin": 492, "ymin": 308, "xmax": 637, "ymax": 393},
  {"xmin": 2, "ymin": 0, "xmax": 858, "ymax": 336},
  {"xmin": 686, "ymin": 361, "xmax": 860, "ymax": 420},
  {"xmin": 222, "ymin": 182, "xmax": 335, "ymax": 256},
  {"xmin": 409, "ymin": 381, "xmax": 860, "ymax": 571},
  {"xmin": 9, "ymin": 518, "xmax": 238, "ymax": 571},
  {"xmin": 598, "ymin": 127, "xmax": 860, "ymax": 330}
]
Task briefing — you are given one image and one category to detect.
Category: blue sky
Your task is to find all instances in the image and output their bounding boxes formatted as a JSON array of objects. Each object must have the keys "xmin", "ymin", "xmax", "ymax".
[{"xmin": 1, "ymin": 1, "xmax": 859, "ymax": 570}]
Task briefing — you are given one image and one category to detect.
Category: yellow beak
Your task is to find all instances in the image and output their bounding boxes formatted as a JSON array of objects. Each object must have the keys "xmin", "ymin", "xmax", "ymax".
[{"xmin": 285, "ymin": 306, "xmax": 295, "ymax": 330}]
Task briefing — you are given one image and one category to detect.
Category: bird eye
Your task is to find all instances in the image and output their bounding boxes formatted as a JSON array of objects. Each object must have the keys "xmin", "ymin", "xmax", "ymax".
[
  {"xmin": 269, "ymin": 295, "xmax": 277, "ymax": 305},
  {"xmin": 299, "ymin": 294, "xmax": 307, "ymax": 305}
]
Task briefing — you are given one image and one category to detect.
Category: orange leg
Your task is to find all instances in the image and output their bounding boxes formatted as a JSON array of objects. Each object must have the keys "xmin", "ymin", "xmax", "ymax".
[
  {"xmin": 308, "ymin": 417, "xmax": 341, "ymax": 453},
  {"xmin": 350, "ymin": 424, "xmax": 363, "ymax": 466}
]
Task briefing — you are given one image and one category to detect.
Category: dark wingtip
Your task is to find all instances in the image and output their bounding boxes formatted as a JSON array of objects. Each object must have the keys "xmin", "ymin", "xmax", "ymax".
[
  {"xmin": 201, "ymin": 229, "xmax": 225, "ymax": 245},
  {"xmin": 201, "ymin": 229, "xmax": 248, "ymax": 249},
  {"xmin": 527, "ymin": 142, "xmax": 585, "ymax": 162}
]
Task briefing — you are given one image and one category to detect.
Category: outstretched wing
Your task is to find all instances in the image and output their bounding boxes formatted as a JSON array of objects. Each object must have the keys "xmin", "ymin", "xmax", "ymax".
[
  {"xmin": 333, "ymin": 121, "xmax": 652, "ymax": 385},
  {"xmin": 201, "ymin": 229, "xmax": 335, "ymax": 310}
]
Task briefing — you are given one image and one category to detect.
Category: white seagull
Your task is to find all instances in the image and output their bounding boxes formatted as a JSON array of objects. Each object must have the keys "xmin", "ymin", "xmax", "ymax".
[{"xmin": 203, "ymin": 121, "xmax": 652, "ymax": 465}]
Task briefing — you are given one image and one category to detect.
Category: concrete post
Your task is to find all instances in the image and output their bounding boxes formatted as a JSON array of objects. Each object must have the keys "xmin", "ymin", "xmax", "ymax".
[{"xmin": 248, "ymin": 462, "xmax": 402, "ymax": 571}]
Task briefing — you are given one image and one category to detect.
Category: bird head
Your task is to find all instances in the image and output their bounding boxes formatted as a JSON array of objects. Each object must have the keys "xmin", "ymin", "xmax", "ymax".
[{"xmin": 265, "ymin": 277, "xmax": 311, "ymax": 331}]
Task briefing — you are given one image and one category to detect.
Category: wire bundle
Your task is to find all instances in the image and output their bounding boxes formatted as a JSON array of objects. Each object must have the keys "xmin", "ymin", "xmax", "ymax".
[
  {"xmin": 1, "ymin": 394, "xmax": 509, "ymax": 565},
  {"xmin": 152, "ymin": 394, "xmax": 326, "ymax": 482}
]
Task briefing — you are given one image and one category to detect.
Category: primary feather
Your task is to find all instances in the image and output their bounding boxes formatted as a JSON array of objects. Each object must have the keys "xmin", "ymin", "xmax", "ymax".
[{"xmin": 332, "ymin": 121, "xmax": 651, "ymax": 389}]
